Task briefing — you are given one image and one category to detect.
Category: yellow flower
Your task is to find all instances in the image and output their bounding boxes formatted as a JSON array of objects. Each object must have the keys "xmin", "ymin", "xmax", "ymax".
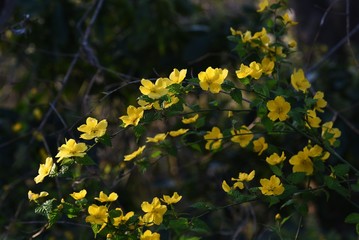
[
  {"xmin": 140, "ymin": 230, "xmax": 160, "ymax": 240},
  {"xmin": 77, "ymin": 117, "xmax": 108, "ymax": 140},
  {"xmin": 288, "ymin": 39, "xmax": 297, "ymax": 48},
  {"xmin": 94, "ymin": 191, "xmax": 118, "ymax": 202},
  {"xmin": 289, "ymin": 150, "xmax": 313, "ymax": 175},
  {"xmin": 153, "ymin": 95, "xmax": 180, "ymax": 110},
  {"xmin": 138, "ymin": 99, "xmax": 154, "ymax": 110},
  {"xmin": 124, "ymin": 145, "xmax": 146, "ymax": 161},
  {"xmin": 169, "ymin": 68, "xmax": 187, "ymax": 84},
  {"xmin": 146, "ymin": 133, "xmax": 167, "ymax": 143},
  {"xmin": 232, "ymin": 170, "xmax": 255, "ymax": 182},
  {"xmin": 266, "ymin": 96, "xmax": 291, "ymax": 121},
  {"xmin": 169, "ymin": 128, "xmax": 189, "ymax": 137},
  {"xmin": 204, "ymin": 127, "xmax": 223, "ymax": 150},
  {"xmin": 28, "ymin": 190, "xmax": 49, "ymax": 201},
  {"xmin": 70, "ymin": 189, "xmax": 87, "ymax": 200},
  {"xmin": 266, "ymin": 152, "xmax": 286, "ymax": 165},
  {"xmin": 230, "ymin": 126, "xmax": 253, "ymax": 147},
  {"xmin": 222, "ymin": 180, "xmax": 231, "ymax": 193},
  {"xmin": 141, "ymin": 197, "xmax": 167, "ymax": 225},
  {"xmin": 253, "ymin": 137, "xmax": 268, "ymax": 155},
  {"xmin": 259, "ymin": 175, "xmax": 285, "ymax": 196},
  {"xmin": 261, "ymin": 57, "xmax": 275, "ymax": 75},
  {"xmin": 305, "ymin": 110, "xmax": 321, "ymax": 128},
  {"xmin": 241, "ymin": 30, "xmax": 252, "ymax": 43},
  {"xmin": 85, "ymin": 204, "xmax": 109, "ymax": 225},
  {"xmin": 113, "ymin": 208, "xmax": 134, "ymax": 226},
  {"xmin": 257, "ymin": 0, "xmax": 268, "ymax": 12},
  {"xmin": 291, "ymin": 69, "xmax": 311, "ymax": 93},
  {"xmin": 55, "ymin": 139, "xmax": 87, "ymax": 162},
  {"xmin": 236, "ymin": 62, "xmax": 263, "ymax": 79},
  {"xmin": 313, "ymin": 91, "xmax": 327, "ymax": 112},
  {"xmin": 198, "ymin": 67, "xmax": 228, "ymax": 93},
  {"xmin": 119, "ymin": 105, "xmax": 144, "ymax": 127},
  {"xmin": 182, "ymin": 114, "xmax": 199, "ymax": 124},
  {"xmin": 161, "ymin": 192, "xmax": 182, "ymax": 205},
  {"xmin": 321, "ymin": 121, "xmax": 341, "ymax": 146},
  {"xmin": 34, "ymin": 157, "xmax": 54, "ymax": 184},
  {"xmin": 139, "ymin": 78, "xmax": 169, "ymax": 99},
  {"xmin": 282, "ymin": 12, "xmax": 298, "ymax": 26}
]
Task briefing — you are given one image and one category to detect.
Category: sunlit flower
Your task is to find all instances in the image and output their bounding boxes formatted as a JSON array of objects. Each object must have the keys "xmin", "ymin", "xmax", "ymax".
[
  {"xmin": 120, "ymin": 105, "xmax": 144, "ymax": 127},
  {"xmin": 291, "ymin": 69, "xmax": 311, "ymax": 93},
  {"xmin": 305, "ymin": 110, "xmax": 321, "ymax": 128},
  {"xmin": 140, "ymin": 230, "xmax": 160, "ymax": 240},
  {"xmin": 289, "ymin": 150, "xmax": 313, "ymax": 175},
  {"xmin": 259, "ymin": 175, "xmax": 285, "ymax": 196},
  {"xmin": 282, "ymin": 12, "xmax": 298, "ymax": 26},
  {"xmin": 140, "ymin": 78, "xmax": 169, "ymax": 99},
  {"xmin": 70, "ymin": 189, "xmax": 87, "ymax": 200},
  {"xmin": 321, "ymin": 121, "xmax": 341, "ymax": 146},
  {"xmin": 146, "ymin": 133, "xmax": 167, "ymax": 143},
  {"xmin": 253, "ymin": 137, "xmax": 268, "ymax": 155},
  {"xmin": 55, "ymin": 139, "xmax": 87, "ymax": 162},
  {"xmin": 169, "ymin": 68, "xmax": 187, "ymax": 84},
  {"xmin": 153, "ymin": 95, "xmax": 180, "ymax": 110},
  {"xmin": 34, "ymin": 157, "xmax": 54, "ymax": 184},
  {"xmin": 85, "ymin": 204, "xmax": 109, "ymax": 225},
  {"xmin": 257, "ymin": 0, "xmax": 269, "ymax": 12},
  {"xmin": 161, "ymin": 192, "xmax": 182, "ymax": 205},
  {"xmin": 113, "ymin": 208, "xmax": 134, "ymax": 226},
  {"xmin": 236, "ymin": 61, "xmax": 263, "ymax": 79},
  {"xmin": 230, "ymin": 126, "xmax": 253, "ymax": 147},
  {"xmin": 182, "ymin": 114, "xmax": 199, "ymax": 124},
  {"xmin": 204, "ymin": 127, "xmax": 223, "ymax": 150},
  {"xmin": 94, "ymin": 191, "xmax": 118, "ymax": 203},
  {"xmin": 266, "ymin": 152, "xmax": 286, "ymax": 165},
  {"xmin": 28, "ymin": 190, "xmax": 49, "ymax": 201},
  {"xmin": 77, "ymin": 117, "xmax": 107, "ymax": 140},
  {"xmin": 124, "ymin": 145, "xmax": 146, "ymax": 161},
  {"xmin": 169, "ymin": 128, "xmax": 189, "ymax": 137},
  {"xmin": 198, "ymin": 67, "xmax": 228, "ymax": 93},
  {"xmin": 266, "ymin": 96, "xmax": 291, "ymax": 121},
  {"xmin": 236, "ymin": 64, "xmax": 252, "ymax": 79},
  {"xmin": 141, "ymin": 197, "xmax": 167, "ymax": 225},
  {"xmin": 313, "ymin": 91, "xmax": 327, "ymax": 112},
  {"xmin": 261, "ymin": 57, "xmax": 275, "ymax": 75},
  {"xmin": 138, "ymin": 99, "xmax": 154, "ymax": 110}
]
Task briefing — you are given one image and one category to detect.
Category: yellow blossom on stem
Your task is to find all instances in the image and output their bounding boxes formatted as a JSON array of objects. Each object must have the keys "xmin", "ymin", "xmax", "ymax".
[
  {"xmin": 236, "ymin": 63, "xmax": 252, "ymax": 79},
  {"xmin": 266, "ymin": 152, "xmax": 286, "ymax": 165},
  {"xmin": 322, "ymin": 121, "xmax": 341, "ymax": 146},
  {"xmin": 141, "ymin": 197, "xmax": 167, "ymax": 225},
  {"xmin": 282, "ymin": 12, "xmax": 298, "ymax": 26},
  {"xmin": 232, "ymin": 170, "xmax": 255, "ymax": 182},
  {"xmin": 94, "ymin": 191, "xmax": 118, "ymax": 203},
  {"xmin": 34, "ymin": 157, "xmax": 54, "ymax": 184},
  {"xmin": 313, "ymin": 91, "xmax": 327, "ymax": 112},
  {"xmin": 146, "ymin": 133, "xmax": 167, "ymax": 143},
  {"xmin": 55, "ymin": 139, "xmax": 87, "ymax": 162},
  {"xmin": 124, "ymin": 145, "xmax": 146, "ymax": 161},
  {"xmin": 253, "ymin": 137, "xmax": 268, "ymax": 155},
  {"xmin": 249, "ymin": 61, "xmax": 263, "ymax": 79},
  {"xmin": 119, "ymin": 105, "xmax": 144, "ymax": 127},
  {"xmin": 113, "ymin": 208, "xmax": 134, "ymax": 226},
  {"xmin": 182, "ymin": 114, "xmax": 199, "ymax": 124},
  {"xmin": 266, "ymin": 96, "xmax": 291, "ymax": 121},
  {"xmin": 140, "ymin": 230, "xmax": 160, "ymax": 240},
  {"xmin": 305, "ymin": 110, "xmax": 321, "ymax": 128},
  {"xmin": 198, "ymin": 67, "xmax": 228, "ymax": 93},
  {"xmin": 222, "ymin": 180, "xmax": 232, "ymax": 193},
  {"xmin": 169, "ymin": 128, "xmax": 189, "ymax": 137},
  {"xmin": 153, "ymin": 94, "xmax": 180, "ymax": 110},
  {"xmin": 85, "ymin": 204, "xmax": 109, "ymax": 225},
  {"xmin": 139, "ymin": 78, "xmax": 169, "ymax": 99},
  {"xmin": 161, "ymin": 192, "xmax": 182, "ymax": 205},
  {"xmin": 70, "ymin": 189, "xmax": 87, "ymax": 200},
  {"xmin": 28, "ymin": 190, "xmax": 49, "ymax": 201},
  {"xmin": 257, "ymin": 0, "xmax": 269, "ymax": 12},
  {"xmin": 291, "ymin": 69, "xmax": 311, "ymax": 93},
  {"xmin": 261, "ymin": 57, "xmax": 275, "ymax": 75},
  {"xmin": 230, "ymin": 126, "xmax": 253, "ymax": 147},
  {"xmin": 77, "ymin": 117, "xmax": 107, "ymax": 140},
  {"xmin": 138, "ymin": 99, "xmax": 153, "ymax": 110},
  {"xmin": 204, "ymin": 127, "xmax": 223, "ymax": 150},
  {"xmin": 289, "ymin": 150, "xmax": 313, "ymax": 175},
  {"xmin": 169, "ymin": 68, "xmax": 187, "ymax": 84},
  {"xmin": 259, "ymin": 175, "xmax": 285, "ymax": 196}
]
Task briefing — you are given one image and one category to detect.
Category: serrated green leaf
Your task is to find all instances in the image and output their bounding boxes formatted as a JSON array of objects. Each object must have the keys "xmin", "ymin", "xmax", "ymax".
[
  {"xmin": 332, "ymin": 164, "xmax": 350, "ymax": 178},
  {"xmin": 230, "ymin": 88, "xmax": 242, "ymax": 104},
  {"xmin": 345, "ymin": 213, "xmax": 359, "ymax": 224},
  {"xmin": 75, "ymin": 155, "xmax": 96, "ymax": 166},
  {"xmin": 167, "ymin": 83, "xmax": 183, "ymax": 94},
  {"xmin": 222, "ymin": 80, "xmax": 235, "ymax": 92},
  {"xmin": 133, "ymin": 125, "xmax": 145, "ymax": 140},
  {"xmin": 97, "ymin": 133, "xmax": 112, "ymax": 147}
]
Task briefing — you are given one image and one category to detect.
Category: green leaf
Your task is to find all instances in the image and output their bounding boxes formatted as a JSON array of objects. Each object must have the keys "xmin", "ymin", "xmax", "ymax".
[
  {"xmin": 222, "ymin": 80, "xmax": 235, "ymax": 92},
  {"xmin": 190, "ymin": 218, "xmax": 211, "ymax": 235},
  {"xmin": 239, "ymin": 77, "xmax": 250, "ymax": 86},
  {"xmin": 345, "ymin": 213, "xmax": 359, "ymax": 224},
  {"xmin": 287, "ymin": 172, "xmax": 306, "ymax": 184},
  {"xmin": 230, "ymin": 88, "xmax": 242, "ymax": 104},
  {"xmin": 169, "ymin": 218, "xmax": 189, "ymax": 233},
  {"xmin": 133, "ymin": 125, "xmax": 146, "ymax": 140},
  {"xmin": 332, "ymin": 164, "xmax": 350, "ymax": 178},
  {"xmin": 194, "ymin": 117, "xmax": 206, "ymax": 129},
  {"xmin": 97, "ymin": 133, "xmax": 112, "ymax": 147},
  {"xmin": 261, "ymin": 116, "xmax": 274, "ymax": 132},
  {"xmin": 75, "ymin": 155, "xmax": 96, "ymax": 166},
  {"xmin": 190, "ymin": 202, "xmax": 215, "ymax": 211},
  {"xmin": 167, "ymin": 83, "xmax": 183, "ymax": 94},
  {"xmin": 179, "ymin": 236, "xmax": 201, "ymax": 240},
  {"xmin": 270, "ymin": 165, "xmax": 283, "ymax": 177},
  {"xmin": 324, "ymin": 176, "xmax": 350, "ymax": 198}
]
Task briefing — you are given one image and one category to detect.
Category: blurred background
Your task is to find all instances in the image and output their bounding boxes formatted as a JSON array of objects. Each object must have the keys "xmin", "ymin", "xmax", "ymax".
[{"xmin": 0, "ymin": 0, "xmax": 358, "ymax": 239}]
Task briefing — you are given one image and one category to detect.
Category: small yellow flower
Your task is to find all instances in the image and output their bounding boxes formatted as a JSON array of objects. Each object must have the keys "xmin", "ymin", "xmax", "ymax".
[
  {"xmin": 236, "ymin": 62, "xmax": 263, "ymax": 79},
  {"xmin": 291, "ymin": 69, "xmax": 311, "ymax": 93},
  {"xmin": 198, "ymin": 67, "xmax": 228, "ymax": 93},
  {"xmin": 141, "ymin": 197, "xmax": 167, "ymax": 225},
  {"xmin": 169, "ymin": 68, "xmax": 187, "ymax": 84},
  {"xmin": 313, "ymin": 91, "xmax": 327, "ymax": 112},
  {"xmin": 282, "ymin": 12, "xmax": 298, "ymax": 26},
  {"xmin": 259, "ymin": 175, "xmax": 285, "ymax": 196},
  {"xmin": 140, "ymin": 78, "xmax": 169, "ymax": 99},
  {"xmin": 153, "ymin": 95, "xmax": 180, "ymax": 110},
  {"xmin": 124, "ymin": 145, "xmax": 146, "ymax": 161},
  {"xmin": 267, "ymin": 96, "xmax": 291, "ymax": 121},
  {"xmin": 261, "ymin": 57, "xmax": 275, "ymax": 75},
  {"xmin": 161, "ymin": 192, "xmax": 182, "ymax": 205},
  {"xmin": 288, "ymin": 39, "xmax": 297, "ymax": 48},
  {"xmin": 119, "ymin": 105, "xmax": 144, "ymax": 127},
  {"xmin": 146, "ymin": 133, "xmax": 167, "ymax": 143},
  {"xmin": 113, "ymin": 208, "xmax": 134, "ymax": 226},
  {"xmin": 138, "ymin": 99, "xmax": 154, "ymax": 110},
  {"xmin": 182, "ymin": 114, "xmax": 199, "ymax": 124},
  {"xmin": 257, "ymin": 0, "xmax": 269, "ymax": 12},
  {"xmin": 140, "ymin": 230, "xmax": 160, "ymax": 240},
  {"xmin": 94, "ymin": 191, "xmax": 118, "ymax": 203},
  {"xmin": 321, "ymin": 121, "xmax": 341, "ymax": 146},
  {"xmin": 266, "ymin": 152, "xmax": 286, "ymax": 165},
  {"xmin": 230, "ymin": 126, "xmax": 253, "ymax": 148},
  {"xmin": 55, "ymin": 139, "xmax": 87, "ymax": 162},
  {"xmin": 169, "ymin": 128, "xmax": 189, "ymax": 137},
  {"xmin": 28, "ymin": 190, "xmax": 49, "ymax": 201},
  {"xmin": 12, "ymin": 122, "xmax": 23, "ymax": 132},
  {"xmin": 232, "ymin": 170, "xmax": 255, "ymax": 182},
  {"xmin": 275, "ymin": 213, "xmax": 282, "ymax": 221},
  {"xmin": 289, "ymin": 151, "xmax": 313, "ymax": 175},
  {"xmin": 34, "ymin": 157, "xmax": 54, "ymax": 184},
  {"xmin": 253, "ymin": 137, "xmax": 268, "ymax": 155},
  {"xmin": 222, "ymin": 180, "xmax": 231, "ymax": 193},
  {"xmin": 85, "ymin": 204, "xmax": 109, "ymax": 225},
  {"xmin": 305, "ymin": 110, "xmax": 321, "ymax": 128},
  {"xmin": 204, "ymin": 127, "xmax": 223, "ymax": 150},
  {"xmin": 70, "ymin": 189, "xmax": 87, "ymax": 200},
  {"xmin": 77, "ymin": 117, "xmax": 108, "ymax": 140}
]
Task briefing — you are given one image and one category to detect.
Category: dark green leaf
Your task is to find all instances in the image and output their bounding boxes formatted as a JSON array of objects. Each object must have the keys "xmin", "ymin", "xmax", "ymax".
[
  {"xmin": 230, "ymin": 88, "xmax": 242, "ymax": 104},
  {"xmin": 332, "ymin": 164, "xmax": 350, "ymax": 178},
  {"xmin": 75, "ymin": 155, "xmax": 96, "ymax": 166},
  {"xmin": 169, "ymin": 218, "xmax": 189, "ymax": 233},
  {"xmin": 133, "ymin": 125, "xmax": 146, "ymax": 140},
  {"xmin": 98, "ymin": 133, "xmax": 112, "ymax": 147},
  {"xmin": 190, "ymin": 218, "xmax": 211, "ymax": 235},
  {"xmin": 287, "ymin": 172, "xmax": 306, "ymax": 184},
  {"xmin": 324, "ymin": 176, "xmax": 350, "ymax": 198},
  {"xmin": 345, "ymin": 213, "xmax": 359, "ymax": 224},
  {"xmin": 270, "ymin": 165, "xmax": 283, "ymax": 177},
  {"xmin": 190, "ymin": 202, "xmax": 215, "ymax": 211}
]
